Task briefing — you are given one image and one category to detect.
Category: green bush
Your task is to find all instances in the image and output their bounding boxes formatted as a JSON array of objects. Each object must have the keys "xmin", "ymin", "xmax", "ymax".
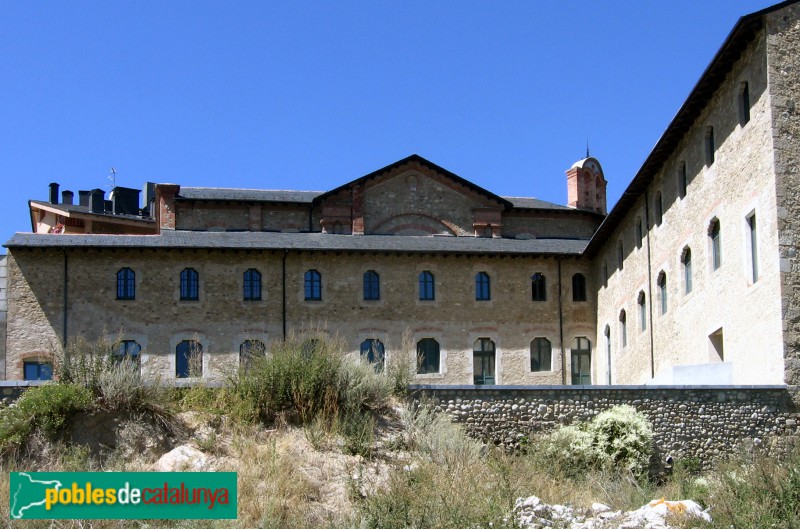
[
  {"xmin": 0, "ymin": 384, "xmax": 93, "ymax": 451},
  {"xmin": 536, "ymin": 404, "xmax": 653, "ymax": 478},
  {"xmin": 230, "ymin": 336, "xmax": 391, "ymax": 428}
]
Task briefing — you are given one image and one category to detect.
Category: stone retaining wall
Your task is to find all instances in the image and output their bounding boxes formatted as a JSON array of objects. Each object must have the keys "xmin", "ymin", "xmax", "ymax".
[{"xmin": 410, "ymin": 385, "xmax": 800, "ymax": 469}]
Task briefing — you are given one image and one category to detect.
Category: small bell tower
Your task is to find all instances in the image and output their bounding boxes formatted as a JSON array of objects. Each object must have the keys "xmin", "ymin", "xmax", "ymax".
[{"xmin": 566, "ymin": 157, "xmax": 607, "ymax": 215}]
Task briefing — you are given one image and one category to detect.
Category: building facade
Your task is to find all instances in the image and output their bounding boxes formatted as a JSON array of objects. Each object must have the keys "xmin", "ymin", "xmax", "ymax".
[{"xmin": 3, "ymin": 1, "xmax": 800, "ymax": 390}]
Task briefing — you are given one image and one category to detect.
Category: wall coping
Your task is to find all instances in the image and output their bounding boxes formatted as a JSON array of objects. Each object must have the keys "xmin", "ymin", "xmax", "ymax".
[{"xmin": 409, "ymin": 384, "xmax": 788, "ymax": 391}]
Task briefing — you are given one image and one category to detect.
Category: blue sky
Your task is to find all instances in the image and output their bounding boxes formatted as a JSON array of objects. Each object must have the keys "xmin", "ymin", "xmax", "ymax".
[{"xmin": 0, "ymin": 1, "xmax": 779, "ymax": 249}]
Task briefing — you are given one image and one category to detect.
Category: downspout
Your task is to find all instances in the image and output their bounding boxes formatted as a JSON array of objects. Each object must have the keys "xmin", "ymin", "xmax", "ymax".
[
  {"xmin": 282, "ymin": 249, "xmax": 288, "ymax": 340},
  {"xmin": 644, "ymin": 192, "xmax": 655, "ymax": 379},
  {"xmin": 557, "ymin": 258, "xmax": 566, "ymax": 385},
  {"xmin": 62, "ymin": 250, "xmax": 68, "ymax": 347}
]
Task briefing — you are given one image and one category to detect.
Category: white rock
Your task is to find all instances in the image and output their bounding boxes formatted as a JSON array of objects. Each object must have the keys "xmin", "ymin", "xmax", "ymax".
[{"xmin": 155, "ymin": 445, "xmax": 210, "ymax": 472}]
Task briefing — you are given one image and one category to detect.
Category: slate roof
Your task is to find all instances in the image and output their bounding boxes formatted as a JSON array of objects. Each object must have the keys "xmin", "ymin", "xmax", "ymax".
[
  {"xmin": 4, "ymin": 231, "xmax": 588, "ymax": 256},
  {"xmin": 501, "ymin": 197, "xmax": 573, "ymax": 211},
  {"xmin": 176, "ymin": 188, "xmax": 322, "ymax": 203},
  {"xmin": 29, "ymin": 200, "xmax": 156, "ymax": 223}
]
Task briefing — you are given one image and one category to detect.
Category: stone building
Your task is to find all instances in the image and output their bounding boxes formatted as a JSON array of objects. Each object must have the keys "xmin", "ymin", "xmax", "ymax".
[{"xmin": 2, "ymin": 0, "xmax": 800, "ymax": 390}]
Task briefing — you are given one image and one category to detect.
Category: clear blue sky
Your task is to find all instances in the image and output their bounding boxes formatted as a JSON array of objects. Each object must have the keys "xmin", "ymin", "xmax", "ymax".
[{"xmin": 0, "ymin": 1, "xmax": 779, "ymax": 249}]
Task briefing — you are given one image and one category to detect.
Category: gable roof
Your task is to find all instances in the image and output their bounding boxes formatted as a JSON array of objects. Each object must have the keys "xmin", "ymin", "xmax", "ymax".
[
  {"xmin": 584, "ymin": 0, "xmax": 798, "ymax": 256},
  {"xmin": 311, "ymin": 154, "xmax": 515, "ymax": 209}
]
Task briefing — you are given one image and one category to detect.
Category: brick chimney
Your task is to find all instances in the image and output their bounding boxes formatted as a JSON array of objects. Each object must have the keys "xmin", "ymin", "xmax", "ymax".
[
  {"xmin": 155, "ymin": 184, "xmax": 180, "ymax": 232},
  {"xmin": 566, "ymin": 157, "xmax": 607, "ymax": 215}
]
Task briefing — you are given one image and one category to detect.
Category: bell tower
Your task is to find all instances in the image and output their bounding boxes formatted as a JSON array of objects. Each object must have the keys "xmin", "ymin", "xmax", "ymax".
[{"xmin": 566, "ymin": 157, "xmax": 607, "ymax": 215}]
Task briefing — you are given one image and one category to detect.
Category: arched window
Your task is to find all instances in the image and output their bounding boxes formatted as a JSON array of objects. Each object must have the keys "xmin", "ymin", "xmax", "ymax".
[
  {"xmin": 619, "ymin": 310, "xmax": 627, "ymax": 347},
  {"xmin": 531, "ymin": 273, "xmax": 546, "ymax": 301},
  {"xmin": 240, "ymin": 339, "xmax": 266, "ymax": 368},
  {"xmin": 416, "ymin": 338, "xmax": 440, "ymax": 374},
  {"xmin": 638, "ymin": 291, "xmax": 647, "ymax": 332},
  {"xmin": 243, "ymin": 269, "xmax": 262, "ymax": 301},
  {"xmin": 682, "ymin": 247, "xmax": 693, "ymax": 294},
  {"xmin": 180, "ymin": 268, "xmax": 199, "ymax": 300},
  {"xmin": 360, "ymin": 339, "xmax": 385, "ymax": 371},
  {"xmin": 475, "ymin": 272, "xmax": 491, "ymax": 301},
  {"xmin": 304, "ymin": 269, "xmax": 321, "ymax": 300},
  {"xmin": 363, "ymin": 270, "xmax": 380, "ymax": 301},
  {"xmin": 176, "ymin": 340, "xmax": 202, "ymax": 378},
  {"xmin": 572, "ymin": 273, "xmax": 586, "ymax": 301},
  {"xmin": 116, "ymin": 268, "xmax": 135, "ymax": 300},
  {"xmin": 657, "ymin": 272, "xmax": 668, "ymax": 315},
  {"xmin": 571, "ymin": 337, "xmax": 591, "ymax": 385},
  {"xmin": 530, "ymin": 337, "xmax": 551, "ymax": 372},
  {"xmin": 709, "ymin": 219, "xmax": 721, "ymax": 270},
  {"xmin": 112, "ymin": 340, "xmax": 141, "ymax": 366},
  {"xmin": 419, "ymin": 271, "xmax": 435, "ymax": 301},
  {"xmin": 244, "ymin": 268, "xmax": 261, "ymax": 301},
  {"xmin": 473, "ymin": 338, "xmax": 496, "ymax": 385}
]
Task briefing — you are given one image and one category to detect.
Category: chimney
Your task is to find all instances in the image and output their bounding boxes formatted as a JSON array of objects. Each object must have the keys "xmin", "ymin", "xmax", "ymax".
[
  {"xmin": 62, "ymin": 190, "xmax": 74, "ymax": 205},
  {"xmin": 90, "ymin": 189, "xmax": 105, "ymax": 214},
  {"xmin": 143, "ymin": 182, "xmax": 156, "ymax": 216},
  {"xmin": 154, "ymin": 184, "xmax": 180, "ymax": 232},
  {"xmin": 112, "ymin": 186, "xmax": 141, "ymax": 215},
  {"xmin": 49, "ymin": 183, "xmax": 60, "ymax": 204},
  {"xmin": 566, "ymin": 157, "xmax": 607, "ymax": 215},
  {"xmin": 78, "ymin": 190, "xmax": 90, "ymax": 207}
]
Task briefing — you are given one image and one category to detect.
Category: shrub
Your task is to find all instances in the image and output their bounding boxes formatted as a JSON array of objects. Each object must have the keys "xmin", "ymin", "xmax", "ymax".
[
  {"xmin": 535, "ymin": 404, "xmax": 653, "ymax": 478},
  {"xmin": 0, "ymin": 383, "xmax": 93, "ymax": 451},
  {"xmin": 55, "ymin": 335, "xmax": 118, "ymax": 391},
  {"xmin": 230, "ymin": 335, "xmax": 391, "ymax": 427},
  {"xmin": 96, "ymin": 360, "xmax": 167, "ymax": 412}
]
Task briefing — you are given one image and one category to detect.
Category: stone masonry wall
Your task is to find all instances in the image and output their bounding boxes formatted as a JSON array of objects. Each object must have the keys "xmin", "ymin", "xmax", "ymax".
[
  {"xmin": 0, "ymin": 255, "xmax": 7, "ymax": 380},
  {"xmin": 413, "ymin": 385, "xmax": 800, "ymax": 469},
  {"xmin": 594, "ymin": 25, "xmax": 785, "ymax": 386},
  {"xmin": 768, "ymin": 4, "xmax": 800, "ymax": 392},
  {"xmin": 5, "ymin": 247, "xmax": 595, "ymax": 384}
]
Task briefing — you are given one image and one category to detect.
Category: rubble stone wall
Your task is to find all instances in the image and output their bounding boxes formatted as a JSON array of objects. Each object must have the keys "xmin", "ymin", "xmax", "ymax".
[{"xmin": 412, "ymin": 384, "xmax": 799, "ymax": 468}]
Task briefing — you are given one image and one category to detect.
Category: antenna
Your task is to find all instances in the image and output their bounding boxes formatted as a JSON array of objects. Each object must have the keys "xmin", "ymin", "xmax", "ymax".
[{"xmin": 108, "ymin": 167, "xmax": 117, "ymax": 189}]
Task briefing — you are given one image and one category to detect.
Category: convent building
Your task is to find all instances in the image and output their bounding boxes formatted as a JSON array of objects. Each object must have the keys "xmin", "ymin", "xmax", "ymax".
[{"xmin": 2, "ymin": 0, "xmax": 800, "ymax": 391}]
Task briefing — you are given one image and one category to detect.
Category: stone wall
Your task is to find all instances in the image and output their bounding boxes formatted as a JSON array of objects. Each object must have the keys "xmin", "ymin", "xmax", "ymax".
[
  {"xmin": 768, "ymin": 4, "xmax": 800, "ymax": 391},
  {"xmin": 5, "ymin": 247, "xmax": 595, "ymax": 384},
  {"xmin": 412, "ymin": 384, "xmax": 800, "ymax": 469},
  {"xmin": 594, "ymin": 23, "xmax": 785, "ymax": 386},
  {"xmin": 0, "ymin": 255, "xmax": 7, "ymax": 380}
]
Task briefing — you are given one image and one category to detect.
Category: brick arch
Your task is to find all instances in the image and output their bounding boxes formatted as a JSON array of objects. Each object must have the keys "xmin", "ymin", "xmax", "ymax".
[{"xmin": 371, "ymin": 213, "xmax": 458, "ymax": 236}]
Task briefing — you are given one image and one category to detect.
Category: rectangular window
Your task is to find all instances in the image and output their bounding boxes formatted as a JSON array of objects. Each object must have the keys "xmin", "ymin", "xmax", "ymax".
[
  {"xmin": 705, "ymin": 126, "xmax": 715, "ymax": 166},
  {"xmin": 636, "ymin": 219, "xmax": 643, "ymax": 250},
  {"xmin": 739, "ymin": 81, "xmax": 751, "ymax": 126},
  {"xmin": 638, "ymin": 295, "xmax": 646, "ymax": 332},
  {"xmin": 617, "ymin": 241, "xmax": 624, "ymax": 270},
  {"xmin": 678, "ymin": 162, "xmax": 687, "ymax": 199},
  {"xmin": 748, "ymin": 213, "xmax": 758, "ymax": 283},
  {"xmin": 655, "ymin": 192, "xmax": 663, "ymax": 226},
  {"xmin": 24, "ymin": 361, "xmax": 53, "ymax": 381}
]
